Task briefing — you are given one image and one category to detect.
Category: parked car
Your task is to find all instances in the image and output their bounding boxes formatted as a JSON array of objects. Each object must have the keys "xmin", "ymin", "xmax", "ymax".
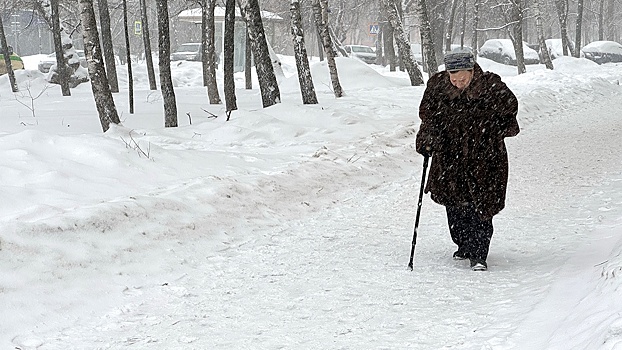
[
  {"xmin": 538, "ymin": 39, "xmax": 581, "ymax": 61},
  {"xmin": 581, "ymin": 41, "xmax": 622, "ymax": 64},
  {"xmin": 0, "ymin": 46, "xmax": 24, "ymax": 75},
  {"xmin": 479, "ymin": 39, "xmax": 540, "ymax": 65},
  {"xmin": 344, "ymin": 44, "xmax": 376, "ymax": 64},
  {"xmin": 171, "ymin": 43, "xmax": 202, "ymax": 61},
  {"xmin": 38, "ymin": 50, "xmax": 87, "ymax": 73}
]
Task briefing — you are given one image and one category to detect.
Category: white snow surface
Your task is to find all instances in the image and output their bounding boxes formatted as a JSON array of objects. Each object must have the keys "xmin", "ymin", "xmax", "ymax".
[{"xmin": 1, "ymin": 55, "xmax": 622, "ymax": 349}]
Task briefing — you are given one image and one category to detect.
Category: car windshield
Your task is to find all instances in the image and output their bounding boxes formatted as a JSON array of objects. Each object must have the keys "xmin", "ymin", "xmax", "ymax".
[
  {"xmin": 352, "ymin": 46, "xmax": 373, "ymax": 53},
  {"xmin": 178, "ymin": 44, "xmax": 200, "ymax": 52}
]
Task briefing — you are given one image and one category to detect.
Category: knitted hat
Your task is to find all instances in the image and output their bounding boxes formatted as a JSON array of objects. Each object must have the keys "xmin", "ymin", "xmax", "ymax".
[{"xmin": 444, "ymin": 52, "xmax": 475, "ymax": 72}]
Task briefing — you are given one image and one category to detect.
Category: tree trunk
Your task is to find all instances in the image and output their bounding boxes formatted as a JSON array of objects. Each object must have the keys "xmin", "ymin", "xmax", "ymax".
[
  {"xmin": 202, "ymin": 0, "xmax": 221, "ymax": 104},
  {"xmin": 201, "ymin": 0, "xmax": 209, "ymax": 87},
  {"xmin": 290, "ymin": 0, "xmax": 318, "ymax": 105},
  {"xmin": 224, "ymin": 0, "xmax": 237, "ymax": 115},
  {"xmin": 471, "ymin": 0, "xmax": 480, "ymax": 59},
  {"xmin": 156, "ymin": 0, "xmax": 178, "ymax": 127},
  {"xmin": 245, "ymin": 27, "xmax": 252, "ymax": 89},
  {"xmin": 605, "ymin": 0, "xmax": 615, "ymax": 41},
  {"xmin": 510, "ymin": 0, "xmax": 526, "ymax": 75},
  {"xmin": 98, "ymin": 0, "xmax": 119, "ymax": 93},
  {"xmin": 123, "ymin": 0, "xmax": 134, "ymax": 113},
  {"xmin": 417, "ymin": 0, "xmax": 438, "ymax": 75},
  {"xmin": 0, "ymin": 15, "xmax": 18, "ymax": 92},
  {"xmin": 535, "ymin": 0, "xmax": 553, "ymax": 69},
  {"xmin": 79, "ymin": 0, "xmax": 120, "ymax": 132},
  {"xmin": 598, "ymin": 0, "xmax": 604, "ymax": 41},
  {"xmin": 460, "ymin": 0, "xmax": 466, "ymax": 49},
  {"xmin": 445, "ymin": 0, "xmax": 458, "ymax": 52},
  {"xmin": 383, "ymin": 21, "xmax": 396, "ymax": 71},
  {"xmin": 382, "ymin": 0, "xmax": 424, "ymax": 86},
  {"xmin": 554, "ymin": 0, "xmax": 570, "ymax": 56},
  {"xmin": 140, "ymin": 0, "xmax": 157, "ymax": 90},
  {"xmin": 574, "ymin": 0, "xmax": 584, "ymax": 57},
  {"xmin": 312, "ymin": 0, "xmax": 343, "ymax": 98},
  {"xmin": 240, "ymin": 0, "xmax": 281, "ymax": 107},
  {"xmin": 50, "ymin": 0, "xmax": 70, "ymax": 96}
]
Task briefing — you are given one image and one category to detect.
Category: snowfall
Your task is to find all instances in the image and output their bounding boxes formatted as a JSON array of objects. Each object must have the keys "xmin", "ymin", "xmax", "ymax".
[{"xmin": 0, "ymin": 51, "xmax": 621, "ymax": 350}]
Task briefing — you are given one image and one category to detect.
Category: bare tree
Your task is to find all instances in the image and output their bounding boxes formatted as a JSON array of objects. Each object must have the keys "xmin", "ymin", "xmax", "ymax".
[
  {"xmin": 240, "ymin": 0, "xmax": 282, "ymax": 107},
  {"xmin": 416, "ymin": 0, "xmax": 438, "ymax": 74},
  {"xmin": 0, "ymin": 15, "xmax": 18, "ymax": 92},
  {"xmin": 50, "ymin": 0, "xmax": 70, "ymax": 96},
  {"xmin": 79, "ymin": 0, "xmax": 120, "ymax": 132},
  {"xmin": 98, "ymin": 0, "xmax": 119, "ymax": 92},
  {"xmin": 202, "ymin": 0, "xmax": 221, "ymax": 104},
  {"xmin": 382, "ymin": 0, "xmax": 424, "ymax": 85},
  {"xmin": 223, "ymin": 0, "xmax": 237, "ymax": 118},
  {"xmin": 290, "ymin": 0, "xmax": 318, "ymax": 105},
  {"xmin": 156, "ymin": 0, "xmax": 178, "ymax": 127},
  {"xmin": 123, "ymin": 0, "xmax": 134, "ymax": 113},
  {"xmin": 445, "ymin": 0, "xmax": 459, "ymax": 52},
  {"xmin": 312, "ymin": 0, "xmax": 343, "ymax": 98},
  {"xmin": 574, "ymin": 0, "xmax": 584, "ymax": 57},
  {"xmin": 471, "ymin": 0, "xmax": 481, "ymax": 59},
  {"xmin": 535, "ymin": 0, "xmax": 553, "ymax": 69},
  {"xmin": 554, "ymin": 0, "xmax": 572, "ymax": 56},
  {"xmin": 140, "ymin": 0, "xmax": 157, "ymax": 90}
]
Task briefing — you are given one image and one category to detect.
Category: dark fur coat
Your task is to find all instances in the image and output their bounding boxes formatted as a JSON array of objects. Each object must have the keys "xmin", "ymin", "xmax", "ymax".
[{"xmin": 416, "ymin": 63, "xmax": 520, "ymax": 219}]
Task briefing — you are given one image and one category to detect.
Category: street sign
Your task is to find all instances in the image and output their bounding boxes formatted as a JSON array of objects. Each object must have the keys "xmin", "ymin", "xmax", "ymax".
[
  {"xmin": 369, "ymin": 24, "xmax": 379, "ymax": 35},
  {"xmin": 134, "ymin": 21, "xmax": 142, "ymax": 35}
]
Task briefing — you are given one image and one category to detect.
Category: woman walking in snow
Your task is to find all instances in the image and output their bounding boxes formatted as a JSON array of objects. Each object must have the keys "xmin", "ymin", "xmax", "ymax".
[{"xmin": 416, "ymin": 51, "xmax": 520, "ymax": 271}]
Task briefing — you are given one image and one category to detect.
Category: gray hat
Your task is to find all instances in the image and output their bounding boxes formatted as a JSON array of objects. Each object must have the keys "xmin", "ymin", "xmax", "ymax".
[{"xmin": 444, "ymin": 52, "xmax": 475, "ymax": 72}]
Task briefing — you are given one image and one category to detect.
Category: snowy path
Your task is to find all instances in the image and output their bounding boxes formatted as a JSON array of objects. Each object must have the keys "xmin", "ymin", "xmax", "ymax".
[{"xmin": 14, "ymin": 79, "xmax": 622, "ymax": 349}]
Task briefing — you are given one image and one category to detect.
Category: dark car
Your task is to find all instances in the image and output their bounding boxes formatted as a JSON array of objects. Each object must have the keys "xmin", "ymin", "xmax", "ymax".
[
  {"xmin": 581, "ymin": 41, "xmax": 622, "ymax": 64},
  {"xmin": 479, "ymin": 39, "xmax": 540, "ymax": 65},
  {"xmin": 343, "ymin": 45, "xmax": 376, "ymax": 64},
  {"xmin": 171, "ymin": 43, "xmax": 202, "ymax": 61}
]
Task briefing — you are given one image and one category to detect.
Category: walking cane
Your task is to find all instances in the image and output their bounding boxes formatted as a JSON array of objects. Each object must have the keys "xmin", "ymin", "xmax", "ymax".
[{"xmin": 408, "ymin": 155, "xmax": 429, "ymax": 271}]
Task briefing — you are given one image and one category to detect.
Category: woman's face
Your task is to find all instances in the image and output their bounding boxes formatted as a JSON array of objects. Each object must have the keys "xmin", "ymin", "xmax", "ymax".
[{"xmin": 449, "ymin": 70, "xmax": 474, "ymax": 90}]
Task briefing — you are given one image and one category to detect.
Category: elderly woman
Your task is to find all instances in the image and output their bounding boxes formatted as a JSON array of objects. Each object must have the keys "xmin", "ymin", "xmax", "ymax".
[{"xmin": 416, "ymin": 52, "xmax": 520, "ymax": 271}]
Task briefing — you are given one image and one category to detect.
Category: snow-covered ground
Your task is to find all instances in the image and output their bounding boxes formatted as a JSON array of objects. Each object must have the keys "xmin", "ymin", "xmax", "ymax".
[{"xmin": 1, "ymin": 54, "xmax": 621, "ymax": 349}]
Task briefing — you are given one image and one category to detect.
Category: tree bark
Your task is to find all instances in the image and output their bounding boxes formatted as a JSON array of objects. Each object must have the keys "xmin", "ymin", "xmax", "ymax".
[
  {"xmin": 240, "ymin": 0, "xmax": 282, "ymax": 107},
  {"xmin": 245, "ymin": 27, "xmax": 252, "ymax": 89},
  {"xmin": 156, "ymin": 0, "xmax": 178, "ymax": 127},
  {"xmin": 50, "ymin": 0, "xmax": 70, "ymax": 96},
  {"xmin": 312, "ymin": 0, "xmax": 343, "ymax": 98},
  {"xmin": 382, "ymin": 0, "xmax": 424, "ymax": 85},
  {"xmin": 417, "ymin": 0, "xmax": 438, "ymax": 74},
  {"xmin": 510, "ymin": 0, "xmax": 526, "ymax": 74},
  {"xmin": 79, "ymin": 0, "xmax": 120, "ymax": 132},
  {"xmin": 0, "ymin": 15, "xmax": 18, "ymax": 92},
  {"xmin": 554, "ymin": 0, "xmax": 571, "ymax": 56},
  {"xmin": 290, "ymin": 0, "xmax": 318, "ymax": 105},
  {"xmin": 574, "ymin": 0, "xmax": 584, "ymax": 58},
  {"xmin": 535, "ymin": 0, "xmax": 553, "ymax": 69},
  {"xmin": 202, "ymin": 0, "xmax": 221, "ymax": 104},
  {"xmin": 471, "ymin": 0, "xmax": 480, "ymax": 59},
  {"xmin": 123, "ymin": 0, "xmax": 134, "ymax": 113},
  {"xmin": 98, "ymin": 0, "xmax": 119, "ymax": 93},
  {"xmin": 140, "ymin": 0, "xmax": 157, "ymax": 90},
  {"xmin": 445, "ymin": 0, "xmax": 459, "ymax": 52},
  {"xmin": 224, "ymin": 0, "xmax": 237, "ymax": 115}
]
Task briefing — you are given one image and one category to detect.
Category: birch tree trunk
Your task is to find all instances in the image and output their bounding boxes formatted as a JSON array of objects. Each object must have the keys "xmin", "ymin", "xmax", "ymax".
[
  {"xmin": 417, "ymin": 0, "xmax": 438, "ymax": 75},
  {"xmin": 290, "ymin": 0, "xmax": 318, "ymax": 105},
  {"xmin": 312, "ymin": 0, "xmax": 343, "ymax": 97},
  {"xmin": 509, "ymin": 0, "xmax": 526, "ymax": 74},
  {"xmin": 0, "ymin": 16, "xmax": 18, "ymax": 93},
  {"xmin": 156, "ymin": 0, "xmax": 178, "ymax": 127},
  {"xmin": 140, "ymin": 0, "xmax": 157, "ymax": 90},
  {"xmin": 98, "ymin": 0, "xmax": 119, "ymax": 93},
  {"xmin": 535, "ymin": 0, "xmax": 553, "ymax": 70},
  {"xmin": 79, "ymin": 0, "xmax": 120, "ymax": 132},
  {"xmin": 224, "ymin": 0, "xmax": 237, "ymax": 116},
  {"xmin": 202, "ymin": 0, "xmax": 221, "ymax": 104},
  {"xmin": 240, "ymin": 0, "xmax": 281, "ymax": 107},
  {"xmin": 382, "ymin": 0, "xmax": 423, "ymax": 86},
  {"xmin": 123, "ymin": 0, "xmax": 134, "ymax": 113},
  {"xmin": 51, "ymin": 0, "xmax": 70, "ymax": 96}
]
